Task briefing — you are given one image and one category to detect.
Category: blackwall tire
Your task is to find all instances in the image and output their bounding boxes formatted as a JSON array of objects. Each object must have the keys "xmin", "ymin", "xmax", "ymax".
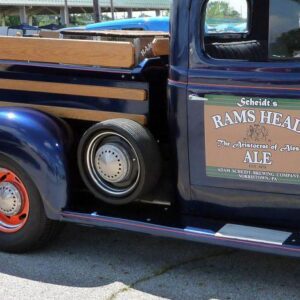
[
  {"xmin": 0, "ymin": 155, "xmax": 62, "ymax": 253},
  {"xmin": 78, "ymin": 119, "xmax": 161, "ymax": 205}
]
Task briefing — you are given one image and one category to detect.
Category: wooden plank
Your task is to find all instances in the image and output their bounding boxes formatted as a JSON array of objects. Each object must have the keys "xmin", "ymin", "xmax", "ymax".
[
  {"xmin": 0, "ymin": 36, "xmax": 135, "ymax": 68},
  {"xmin": 0, "ymin": 79, "xmax": 147, "ymax": 101},
  {"xmin": 39, "ymin": 31, "xmax": 60, "ymax": 39},
  {"xmin": 152, "ymin": 38, "xmax": 170, "ymax": 56},
  {"xmin": 0, "ymin": 101, "xmax": 146, "ymax": 124}
]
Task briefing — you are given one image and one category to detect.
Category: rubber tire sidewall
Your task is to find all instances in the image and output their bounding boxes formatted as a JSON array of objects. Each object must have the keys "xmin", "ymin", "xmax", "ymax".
[
  {"xmin": 78, "ymin": 119, "xmax": 161, "ymax": 205},
  {"xmin": 0, "ymin": 155, "xmax": 50, "ymax": 253}
]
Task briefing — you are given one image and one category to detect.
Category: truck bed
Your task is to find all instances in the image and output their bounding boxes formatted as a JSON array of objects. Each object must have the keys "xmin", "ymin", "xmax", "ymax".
[
  {"xmin": 0, "ymin": 31, "xmax": 169, "ymax": 138},
  {"xmin": 0, "ymin": 31, "xmax": 169, "ymax": 69}
]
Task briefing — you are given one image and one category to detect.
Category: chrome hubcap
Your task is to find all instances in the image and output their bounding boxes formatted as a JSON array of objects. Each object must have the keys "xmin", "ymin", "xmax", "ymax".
[
  {"xmin": 85, "ymin": 131, "xmax": 141, "ymax": 197},
  {"xmin": 0, "ymin": 182, "xmax": 22, "ymax": 216},
  {"xmin": 95, "ymin": 143, "xmax": 131, "ymax": 183}
]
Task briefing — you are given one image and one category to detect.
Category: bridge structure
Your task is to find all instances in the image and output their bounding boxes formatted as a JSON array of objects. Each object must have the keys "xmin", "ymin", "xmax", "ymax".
[{"xmin": 0, "ymin": 0, "xmax": 171, "ymax": 26}]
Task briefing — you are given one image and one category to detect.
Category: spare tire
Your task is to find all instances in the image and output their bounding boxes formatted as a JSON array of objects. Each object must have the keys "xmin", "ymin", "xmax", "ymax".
[{"xmin": 78, "ymin": 119, "xmax": 161, "ymax": 205}]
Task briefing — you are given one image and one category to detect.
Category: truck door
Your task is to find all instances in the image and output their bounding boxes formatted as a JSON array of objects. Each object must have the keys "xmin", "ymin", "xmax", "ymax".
[{"xmin": 187, "ymin": 0, "xmax": 300, "ymax": 220}]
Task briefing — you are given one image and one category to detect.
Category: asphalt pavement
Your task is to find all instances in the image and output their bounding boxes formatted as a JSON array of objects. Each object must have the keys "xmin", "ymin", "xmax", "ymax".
[{"xmin": 1, "ymin": 224, "xmax": 300, "ymax": 300}]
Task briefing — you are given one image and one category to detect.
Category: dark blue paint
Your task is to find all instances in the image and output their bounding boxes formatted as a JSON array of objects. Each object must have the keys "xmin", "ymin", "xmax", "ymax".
[
  {"xmin": 1, "ymin": 0, "xmax": 300, "ymax": 256},
  {"xmin": 61, "ymin": 211, "xmax": 300, "ymax": 258},
  {"xmin": 0, "ymin": 69, "xmax": 148, "ymax": 88},
  {"xmin": 0, "ymin": 108, "xmax": 69, "ymax": 219},
  {"xmin": 0, "ymin": 60, "xmax": 144, "ymax": 80},
  {"xmin": 179, "ymin": 0, "xmax": 300, "ymax": 227},
  {"xmin": 0, "ymin": 62, "xmax": 149, "ymax": 116},
  {"xmin": 0, "ymin": 90, "xmax": 149, "ymax": 115},
  {"xmin": 168, "ymin": 0, "xmax": 191, "ymax": 204}
]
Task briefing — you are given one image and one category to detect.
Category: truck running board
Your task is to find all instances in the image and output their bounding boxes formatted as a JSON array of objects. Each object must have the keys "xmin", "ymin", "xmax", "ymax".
[
  {"xmin": 214, "ymin": 224, "xmax": 291, "ymax": 245},
  {"xmin": 61, "ymin": 211, "xmax": 300, "ymax": 257}
]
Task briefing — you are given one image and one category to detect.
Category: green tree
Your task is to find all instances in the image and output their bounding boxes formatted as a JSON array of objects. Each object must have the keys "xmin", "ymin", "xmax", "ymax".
[
  {"xmin": 207, "ymin": 1, "xmax": 240, "ymax": 18},
  {"xmin": 4, "ymin": 16, "xmax": 20, "ymax": 26}
]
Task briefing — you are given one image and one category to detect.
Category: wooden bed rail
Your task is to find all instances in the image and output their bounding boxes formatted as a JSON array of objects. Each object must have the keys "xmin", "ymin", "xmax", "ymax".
[
  {"xmin": 0, "ymin": 36, "xmax": 135, "ymax": 68},
  {"xmin": 151, "ymin": 38, "xmax": 170, "ymax": 56}
]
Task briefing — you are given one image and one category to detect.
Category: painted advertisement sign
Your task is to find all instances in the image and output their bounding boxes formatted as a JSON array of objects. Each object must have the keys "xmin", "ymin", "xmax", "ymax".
[{"xmin": 205, "ymin": 95, "xmax": 300, "ymax": 185}]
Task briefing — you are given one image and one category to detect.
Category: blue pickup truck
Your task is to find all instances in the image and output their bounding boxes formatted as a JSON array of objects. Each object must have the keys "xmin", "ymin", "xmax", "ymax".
[
  {"xmin": 86, "ymin": 17, "xmax": 169, "ymax": 32},
  {"xmin": 1, "ymin": 0, "xmax": 300, "ymax": 257},
  {"xmin": 66, "ymin": 16, "xmax": 245, "ymax": 34},
  {"xmin": 66, "ymin": 17, "xmax": 170, "ymax": 32}
]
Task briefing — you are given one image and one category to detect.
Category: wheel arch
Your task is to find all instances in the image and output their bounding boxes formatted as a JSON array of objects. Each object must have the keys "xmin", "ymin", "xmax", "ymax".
[{"xmin": 0, "ymin": 107, "xmax": 70, "ymax": 220}]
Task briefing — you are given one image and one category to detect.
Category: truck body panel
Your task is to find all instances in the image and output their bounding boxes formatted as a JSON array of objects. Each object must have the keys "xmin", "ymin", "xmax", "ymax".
[
  {"xmin": 0, "ymin": 108, "xmax": 69, "ymax": 219},
  {"xmin": 2, "ymin": 0, "xmax": 300, "ymax": 256},
  {"xmin": 0, "ymin": 61, "xmax": 149, "ymax": 124},
  {"xmin": 185, "ymin": 0, "xmax": 300, "ymax": 228}
]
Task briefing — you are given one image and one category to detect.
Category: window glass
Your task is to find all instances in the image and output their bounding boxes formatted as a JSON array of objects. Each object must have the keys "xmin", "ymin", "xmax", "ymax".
[
  {"xmin": 269, "ymin": 0, "xmax": 300, "ymax": 60},
  {"xmin": 205, "ymin": 0, "xmax": 248, "ymax": 34},
  {"xmin": 203, "ymin": 0, "xmax": 300, "ymax": 62}
]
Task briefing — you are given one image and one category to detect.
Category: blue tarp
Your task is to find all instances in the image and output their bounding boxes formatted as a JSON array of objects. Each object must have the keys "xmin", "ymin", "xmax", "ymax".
[
  {"xmin": 39, "ymin": 24, "xmax": 64, "ymax": 30},
  {"xmin": 7, "ymin": 23, "xmax": 39, "ymax": 35}
]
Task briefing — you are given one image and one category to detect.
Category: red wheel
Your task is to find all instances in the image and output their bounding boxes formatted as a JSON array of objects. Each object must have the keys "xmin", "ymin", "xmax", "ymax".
[
  {"xmin": 0, "ymin": 155, "xmax": 63, "ymax": 253},
  {"xmin": 0, "ymin": 168, "xmax": 30, "ymax": 233}
]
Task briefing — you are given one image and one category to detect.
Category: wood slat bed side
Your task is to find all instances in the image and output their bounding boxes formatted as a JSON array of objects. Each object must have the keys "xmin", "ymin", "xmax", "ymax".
[
  {"xmin": 0, "ymin": 79, "xmax": 147, "ymax": 101},
  {"xmin": 0, "ymin": 36, "xmax": 135, "ymax": 68},
  {"xmin": 39, "ymin": 31, "xmax": 60, "ymax": 39},
  {"xmin": 0, "ymin": 101, "xmax": 146, "ymax": 124},
  {"xmin": 152, "ymin": 38, "xmax": 170, "ymax": 56}
]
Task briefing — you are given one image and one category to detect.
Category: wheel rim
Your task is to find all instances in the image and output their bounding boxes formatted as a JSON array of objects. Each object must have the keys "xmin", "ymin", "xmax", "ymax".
[
  {"xmin": 85, "ymin": 131, "xmax": 141, "ymax": 197},
  {"xmin": 0, "ymin": 168, "xmax": 30, "ymax": 233}
]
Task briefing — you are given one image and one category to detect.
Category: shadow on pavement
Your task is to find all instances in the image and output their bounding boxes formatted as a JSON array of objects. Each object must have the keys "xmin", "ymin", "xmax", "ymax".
[{"xmin": 1, "ymin": 224, "xmax": 300, "ymax": 299}]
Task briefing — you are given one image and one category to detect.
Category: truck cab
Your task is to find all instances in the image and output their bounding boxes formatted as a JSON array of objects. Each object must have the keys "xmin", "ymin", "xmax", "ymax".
[
  {"xmin": 174, "ymin": 0, "xmax": 300, "ymax": 229},
  {"xmin": 1, "ymin": 0, "xmax": 300, "ymax": 256}
]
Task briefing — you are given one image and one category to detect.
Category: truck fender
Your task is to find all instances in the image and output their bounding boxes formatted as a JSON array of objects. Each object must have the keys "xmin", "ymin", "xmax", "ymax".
[{"xmin": 0, "ymin": 107, "xmax": 70, "ymax": 220}]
